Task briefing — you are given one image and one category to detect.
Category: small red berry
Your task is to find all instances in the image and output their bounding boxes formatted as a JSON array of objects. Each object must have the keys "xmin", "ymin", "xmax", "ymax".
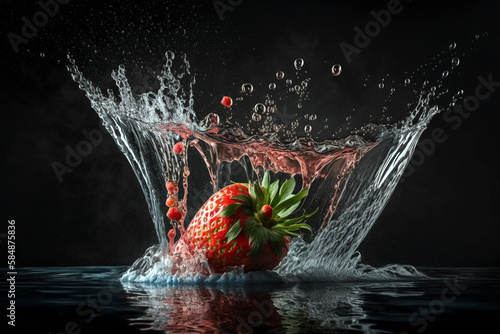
[
  {"xmin": 220, "ymin": 96, "xmax": 233, "ymax": 108},
  {"xmin": 166, "ymin": 197, "xmax": 176, "ymax": 207},
  {"xmin": 166, "ymin": 181, "xmax": 177, "ymax": 193},
  {"xmin": 167, "ymin": 207, "xmax": 183, "ymax": 221},
  {"xmin": 172, "ymin": 142, "xmax": 185, "ymax": 154},
  {"xmin": 260, "ymin": 205, "xmax": 273, "ymax": 222}
]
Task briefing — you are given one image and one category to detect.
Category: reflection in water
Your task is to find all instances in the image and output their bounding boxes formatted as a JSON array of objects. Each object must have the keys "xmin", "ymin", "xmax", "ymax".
[{"xmin": 123, "ymin": 280, "xmax": 421, "ymax": 333}]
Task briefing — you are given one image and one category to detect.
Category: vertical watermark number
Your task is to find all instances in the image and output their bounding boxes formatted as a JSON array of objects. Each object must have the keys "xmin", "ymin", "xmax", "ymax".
[{"xmin": 6, "ymin": 220, "xmax": 17, "ymax": 327}]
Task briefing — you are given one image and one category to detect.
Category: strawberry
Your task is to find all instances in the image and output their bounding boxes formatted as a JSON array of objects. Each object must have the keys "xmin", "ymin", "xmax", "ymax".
[
  {"xmin": 166, "ymin": 197, "xmax": 176, "ymax": 207},
  {"xmin": 220, "ymin": 96, "xmax": 233, "ymax": 108},
  {"xmin": 167, "ymin": 206, "xmax": 183, "ymax": 222},
  {"xmin": 172, "ymin": 142, "xmax": 185, "ymax": 154},
  {"xmin": 186, "ymin": 171, "xmax": 317, "ymax": 273},
  {"xmin": 166, "ymin": 181, "xmax": 177, "ymax": 193}
]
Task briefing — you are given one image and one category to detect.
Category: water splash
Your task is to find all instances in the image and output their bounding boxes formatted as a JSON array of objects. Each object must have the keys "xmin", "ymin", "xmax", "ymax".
[{"xmin": 67, "ymin": 39, "xmax": 470, "ymax": 283}]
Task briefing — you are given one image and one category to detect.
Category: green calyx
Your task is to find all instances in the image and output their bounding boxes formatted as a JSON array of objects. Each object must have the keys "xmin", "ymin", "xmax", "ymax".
[{"xmin": 221, "ymin": 171, "xmax": 318, "ymax": 258}]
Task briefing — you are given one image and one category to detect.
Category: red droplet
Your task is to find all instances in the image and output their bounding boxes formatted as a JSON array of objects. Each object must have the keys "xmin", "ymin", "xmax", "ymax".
[
  {"xmin": 167, "ymin": 207, "xmax": 183, "ymax": 221},
  {"xmin": 220, "ymin": 96, "xmax": 233, "ymax": 108},
  {"xmin": 166, "ymin": 181, "xmax": 177, "ymax": 193},
  {"xmin": 173, "ymin": 142, "xmax": 185, "ymax": 154},
  {"xmin": 166, "ymin": 197, "xmax": 176, "ymax": 207},
  {"xmin": 168, "ymin": 229, "xmax": 176, "ymax": 239}
]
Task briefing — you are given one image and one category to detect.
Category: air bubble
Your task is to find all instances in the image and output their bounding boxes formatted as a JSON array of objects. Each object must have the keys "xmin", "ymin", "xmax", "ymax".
[
  {"xmin": 254, "ymin": 103, "xmax": 266, "ymax": 114},
  {"xmin": 241, "ymin": 83, "xmax": 253, "ymax": 94},
  {"xmin": 294, "ymin": 58, "xmax": 304, "ymax": 70},
  {"xmin": 252, "ymin": 113, "xmax": 261, "ymax": 122},
  {"xmin": 332, "ymin": 64, "xmax": 342, "ymax": 76},
  {"xmin": 276, "ymin": 71, "xmax": 285, "ymax": 80}
]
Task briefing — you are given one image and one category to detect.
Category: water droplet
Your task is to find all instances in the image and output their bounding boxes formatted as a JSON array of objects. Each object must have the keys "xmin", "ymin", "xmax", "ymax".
[
  {"xmin": 309, "ymin": 114, "xmax": 317, "ymax": 121},
  {"xmin": 431, "ymin": 86, "xmax": 436, "ymax": 92},
  {"xmin": 475, "ymin": 34, "xmax": 480, "ymax": 39},
  {"xmin": 269, "ymin": 83, "xmax": 276, "ymax": 90},
  {"xmin": 297, "ymin": 103, "xmax": 302, "ymax": 109},
  {"xmin": 442, "ymin": 70, "xmax": 449, "ymax": 79},
  {"xmin": 423, "ymin": 80, "xmax": 429, "ymax": 87},
  {"xmin": 40, "ymin": 52, "xmax": 45, "ymax": 57},
  {"xmin": 291, "ymin": 121, "xmax": 298, "ymax": 128},
  {"xmin": 252, "ymin": 113, "xmax": 262, "ymax": 122},
  {"xmin": 379, "ymin": 83, "xmax": 385, "ymax": 89},
  {"xmin": 391, "ymin": 88, "xmax": 395, "ymax": 93},
  {"xmin": 452, "ymin": 57, "xmax": 460, "ymax": 67},
  {"xmin": 304, "ymin": 125, "xmax": 312, "ymax": 133},
  {"xmin": 254, "ymin": 103, "xmax": 266, "ymax": 114},
  {"xmin": 294, "ymin": 85, "xmax": 300, "ymax": 92},
  {"xmin": 332, "ymin": 64, "xmax": 342, "ymax": 76},
  {"xmin": 276, "ymin": 71, "xmax": 285, "ymax": 80},
  {"xmin": 267, "ymin": 106, "xmax": 275, "ymax": 113},
  {"xmin": 301, "ymin": 80, "xmax": 308, "ymax": 88},
  {"xmin": 286, "ymin": 79, "xmax": 292, "ymax": 86},
  {"xmin": 202, "ymin": 113, "xmax": 220, "ymax": 128},
  {"xmin": 449, "ymin": 42, "xmax": 456, "ymax": 50},
  {"xmin": 241, "ymin": 83, "xmax": 253, "ymax": 94},
  {"xmin": 405, "ymin": 78, "xmax": 410, "ymax": 85},
  {"xmin": 294, "ymin": 58, "xmax": 304, "ymax": 70},
  {"xmin": 458, "ymin": 90, "xmax": 464, "ymax": 95},
  {"xmin": 165, "ymin": 50, "xmax": 175, "ymax": 60}
]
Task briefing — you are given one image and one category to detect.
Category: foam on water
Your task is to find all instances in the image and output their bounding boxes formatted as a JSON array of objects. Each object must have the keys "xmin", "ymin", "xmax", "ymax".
[{"xmin": 67, "ymin": 43, "xmax": 469, "ymax": 284}]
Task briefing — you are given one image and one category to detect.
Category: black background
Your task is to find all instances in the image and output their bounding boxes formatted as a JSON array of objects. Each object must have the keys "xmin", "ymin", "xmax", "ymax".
[{"xmin": 1, "ymin": 0, "xmax": 499, "ymax": 268}]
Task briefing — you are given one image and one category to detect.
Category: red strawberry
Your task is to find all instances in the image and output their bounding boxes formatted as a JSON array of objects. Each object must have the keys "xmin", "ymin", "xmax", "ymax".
[
  {"xmin": 186, "ymin": 171, "xmax": 317, "ymax": 273},
  {"xmin": 172, "ymin": 142, "xmax": 185, "ymax": 154},
  {"xmin": 166, "ymin": 197, "xmax": 176, "ymax": 207},
  {"xmin": 220, "ymin": 96, "xmax": 233, "ymax": 108},
  {"xmin": 167, "ymin": 206, "xmax": 183, "ymax": 221},
  {"xmin": 166, "ymin": 181, "xmax": 177, "ymax": 193}
]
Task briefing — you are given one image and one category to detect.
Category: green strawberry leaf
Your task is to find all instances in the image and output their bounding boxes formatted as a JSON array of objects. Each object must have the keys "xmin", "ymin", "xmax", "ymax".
[
  {"xmin": 261, "ymin": 170, "xmax": 270, "ymax": 189},
  {"xmin": 268, "ymin": 230, "xmax": 286, "ymax": 256},
  {"xmin": 268, "ymin": 180, "xmax": 280, "ymax": 205},
  {"xmin": 282, "ymin": 207, "xmax": 319, "ymax": 225},
  {"xmin": 278, "ymin": 177, "xmax": 296, "ymax": 202},
  {"xmin": 244, "ymin": 217, "xmax": 258, "ymax": 235},
  {"xmin": 277, "ymin": 201, "xmax": 301, "ymax": 218},
  {"xmin": 254, "ymin": 183, "xmax": 266, "ymax": 208},
  {"xmin": 225, "ymin": 220, "xmax": 242, "ymax": 242},
  {"xmin": 241, "ymin": 206, "xmax": 253, "ymax": 216},
  {"xmin": 284, "ymin": 223, "xmax": 312, "ymax": 233},
  {"xmin": 250, "ymin": 228, "xmax": 268, "ymax": 257},
  {"xmin": 220, "ymin": 203, "xmax": 242, "ymax": 217},
  {"xmin": 230, "ymin": 195, "xmax": 253, "ymax": 208},
  {"xmin": 274, "ymin": 188, "xmax": 308, "ymax": 213}
]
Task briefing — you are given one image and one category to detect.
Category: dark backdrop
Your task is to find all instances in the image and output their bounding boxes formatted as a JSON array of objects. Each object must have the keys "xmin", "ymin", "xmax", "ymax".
[{"xmin": 1, "ymin": 0, "xmax": 499, "ymax": 268}]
